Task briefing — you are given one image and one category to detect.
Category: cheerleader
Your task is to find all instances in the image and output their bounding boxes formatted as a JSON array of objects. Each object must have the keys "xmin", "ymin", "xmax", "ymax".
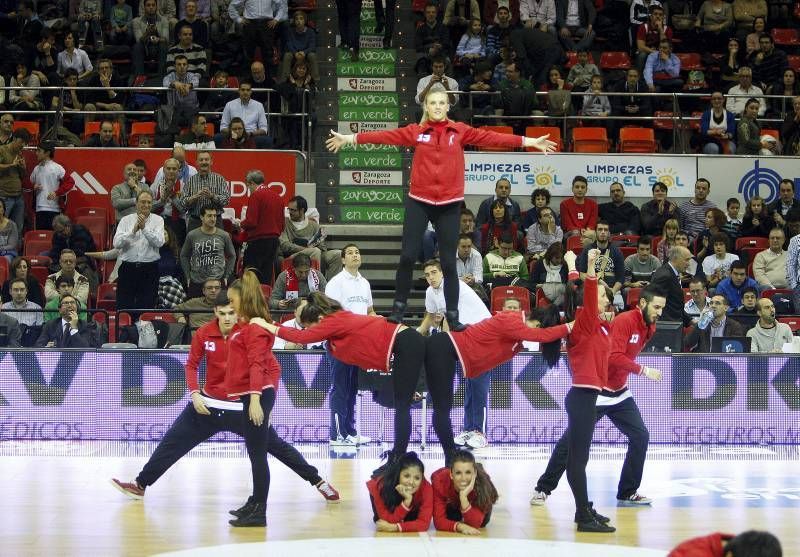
[
  {"xmin": 431, "ymin": 449, "xmax": 498, "ymax": 534},
  {"xmin": 366, "ymin": 451, "xmax": 433, "ymax": 532}
]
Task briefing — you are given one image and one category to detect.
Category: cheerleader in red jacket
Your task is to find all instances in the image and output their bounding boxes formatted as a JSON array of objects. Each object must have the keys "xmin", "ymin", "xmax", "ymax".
[
  {"xmin": 424, "ymin": 305, "xmax": 572, "ymax": 463},
  {"xmin": 326, "ymin": 85, "xmax": 556, "ymax": 330},
  {"xmin": 366, "ymin": 451, "xmax": 433, "ymax": 532},
  {"xmin": 225, "ymin": 269, "xmax": 280, "ymax": 527},
  {"xmin": 253, "ymin": 291, "xmax": 426, "ymax": 470},
  {"xmin": 431, "ymin": 449, "xmax": 498, "ymax": 534}
]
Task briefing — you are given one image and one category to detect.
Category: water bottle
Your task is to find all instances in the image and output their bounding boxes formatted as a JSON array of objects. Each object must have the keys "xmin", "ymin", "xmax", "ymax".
[{"xmin": 697, "ymin": 309, "xmax": 712, "ymax": 330}]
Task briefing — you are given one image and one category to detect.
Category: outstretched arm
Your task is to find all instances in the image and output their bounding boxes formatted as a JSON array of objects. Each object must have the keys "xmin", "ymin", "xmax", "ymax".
[{"xmin": 522, "ymin": 134, "xmax": 558, "ymax": 153}]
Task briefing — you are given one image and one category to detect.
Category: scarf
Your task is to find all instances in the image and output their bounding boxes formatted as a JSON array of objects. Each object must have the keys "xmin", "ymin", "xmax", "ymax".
[
  {"xmin": 285, "ymin": 267, "xmax": 320, "ymax": 299},
  {"xmin": 543, "ymin": 260, "xmax": 563, "ymax": 283}
]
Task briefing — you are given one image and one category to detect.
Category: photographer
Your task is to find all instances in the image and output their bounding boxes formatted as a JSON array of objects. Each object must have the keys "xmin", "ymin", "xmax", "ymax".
[{"xmin": 416, "ymin": 56, "xmax": 459, "ymax": 106}]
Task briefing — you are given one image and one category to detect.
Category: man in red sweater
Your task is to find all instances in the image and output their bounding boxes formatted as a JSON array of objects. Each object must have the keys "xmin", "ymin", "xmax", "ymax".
[
  {"xmin": 668, "ymin": 530, "xmax": 782, "ymax": 556},
  {"xmin": 240, "ymin": 169, "xmax": 285, "ymax": 284},
  {"xmin": 110, "ymin": 294, "xmax": 339, "ymax": 503},
  {"xmin": 531, "ymin": 287, "xmax": 665, "ymax": 507},
  {"xmin": 559, "ymin": 175, "xmax": 598, "ymax": 240}
]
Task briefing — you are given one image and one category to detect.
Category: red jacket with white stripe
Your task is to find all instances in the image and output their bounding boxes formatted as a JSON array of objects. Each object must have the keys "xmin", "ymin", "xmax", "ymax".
[
  {"xmin": 277, "ymin": 311, "xmax": 402, "ymax": 371},
  {"xmin": 667, "ymin": 532, "xmax": 733, "ymax": 556},
  {"xmin": 566, "ymin": 276, "xmax": 610, "ymax": 390},
  {"xmin": 447, "ymin": 311, "xmax": 570, "ymax": 377},
  {"xmin": 431, "ymin": 467, "xmax": 491, "ymax": 532},
  {"xmin": 606, "ymin": 306, "xmax": 656, "ymax": 394},
  {"xmin": 225, "ymin": 322, "xmax": 281, "ymax": 398},
  {"xmin": 356, "ymin": 120, "xmax": 524, "ymax": 205},
  {"xmin": 185, "ymin": 320, "xmax": 235, "ymax": 399},
  {"xmin": 365, "ymin": 477, "xmax": 433, "ymax": 532}
]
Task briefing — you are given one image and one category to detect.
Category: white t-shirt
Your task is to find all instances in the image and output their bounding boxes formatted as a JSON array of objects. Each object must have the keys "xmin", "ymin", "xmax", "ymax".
[
  {"xmin": 325, "ymin": 269, "xmax": 373, "ymax": 315},
  {"xmin": 273, "ymin": 318, "xmax": 325, "ymax": 350},
  {"xmin": 30, "ymin": 160, "xmax": 65, "ymax": 212},
  {"xmin": 702, "ymin": 253, "xmax": 739, "ymax": 278},
  {"xmin": 425, "ymin": 279, "xmax": 491, "ymax": 325}
]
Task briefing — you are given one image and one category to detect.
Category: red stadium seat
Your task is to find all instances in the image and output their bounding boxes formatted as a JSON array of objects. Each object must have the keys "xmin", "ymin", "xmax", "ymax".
[
  {"xmin": 772, "ymin": 28, "xmax": 800, "ymax": 47},
  {"xmin": 129, "ymin": 122, "xmax": 157, "ymax": 146},
  {"xmin": 675, "ymin": 52, "xmax": 704, "ymax": 71},
  {"xmin": 24, "ymin": 230, "xmax": 54, "ymax": 246},
  {"xmin": 650, "ymin": 236, "xmax": 662, "ymax": 253},
  {"xmin": 626, "ymin": 287, "xmax": 642, "ymax": 309},
  {"xmin": 566, "ymin": 235, "xmax": 584, "ymax": 255},
  {"xmin": 761, "ymin": 288, "xmax": 793, "ymax": 299},
  {"xmin": 789, "ymin": 55, "xmax": 800, "ymax": 73},
  {"xmin": 139, "ymin": 312, "xmax": 177, "ymax": 323},
  {"xmin": 97, "ymin": 283, "xmax": 118, "ymax": 311},
  {"xmin": 77, "ymin": 215, "xmax": 108, "ymax": 250},
  {"xmin": 0, "ymin": 257, "xmax": 8, "ymax": 284},
  {"xmin": 525, "ymin": 126, "xmax": 562, "ymax": 152},
  {"xmin": 24, "ymin": 239, "xmax": 51, "ymax": 257},
  {"xmin": 738, "ymin": 247, "xmax": 762, "ymax": 265},
  {"xmin": 75, "ymin": 206, "xmax": 111, "ymax": 229},
  {"xmin": 620, "ymin": 246, "xmax": 637, "ymax": 259},
  {"xmin": 653, "ymin": 111, "xmax": 676, "ymax": 130},
  {"xmin": 619, "ymin": 127, "xmax": 657, "ymax": 153},
  {"xmin": 26, "ymin": 255, "xmax": 52, "ymax": 268},
  {"xmin": 613, "ymin": 234, "xmax": 640, "ymax": 244},
  {"xmin": 735, "ymin": 237, "xmax": 769, "ymax": 251},
  {"xmin": 12, "ymin": 121, "xmax": 40, "ymax": 144},
  {"xmin": 761, "ymin": 128, "xmax": 780, "ymax": 141},
  {"xmin": 599, "ymin": 51, "xmax": 632, "ymax": 70},
  {"xmin": 535, "ymin": 287, "xmax": 550, "ymax": 308},
  {"xmin": 478, "ymin": 126, "xmax": 515, "ymax": 151},
  {"xmin": 490, "ymin": 285, "xmax": 531, "ymax": 314},
  {"xmin": 572, "ymin": 127, "xmax": 609, "ymax": 153},
  {"xmin": 778, "ymin": 317, "xmax": 800, "ymax": 333},
  {"xmin": 261, "ymin": 284, "xmax": 273, "ymax": 300},
  {"xmin": 29, "ymin": 265, "xmax": 49, "ymax": 285}
]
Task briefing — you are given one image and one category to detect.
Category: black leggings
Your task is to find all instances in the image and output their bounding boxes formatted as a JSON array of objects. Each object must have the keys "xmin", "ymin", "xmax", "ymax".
[
  {"xmin": 396, "ymin": 197, "xmax": 461, "ymax": 312},
  {"xmin": 241, "ymin": 388, "xmax": 277, "ymax": 503},
  {"xmin": 423, "ymin": 333, "xmax": 459, "ymax": 459},
  {"xmin": 391, "ymin": 327, "xmax": 426, "ymax": 455},
  {"xmin": 565, "ymin": 386, "xmax": 599, "ymax": 510}
]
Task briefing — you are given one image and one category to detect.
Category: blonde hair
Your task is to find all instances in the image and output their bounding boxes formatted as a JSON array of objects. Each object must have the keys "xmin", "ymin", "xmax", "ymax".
[
  {"xmin": 419, "ymin": 83, "xmax": 450, "ymax": 125},
  {"xmin": 228, "ymin": 268, "xmax": 271, "ymax": 321}
]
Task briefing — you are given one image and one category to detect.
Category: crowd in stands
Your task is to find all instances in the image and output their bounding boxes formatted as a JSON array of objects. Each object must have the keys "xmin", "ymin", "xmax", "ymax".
[{"xmin": 0, "ymin": 0, "xmax": 317, "ymax": 150}]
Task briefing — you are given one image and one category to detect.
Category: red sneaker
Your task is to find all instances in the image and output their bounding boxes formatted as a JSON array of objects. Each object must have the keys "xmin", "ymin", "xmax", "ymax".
[
  {"xmin": 316, "ymin": 480, "xmax": 340, "ymax": 503},
  {"xmin": 110, "ymin": 478, "xmax": 145, "ymax": 500}
]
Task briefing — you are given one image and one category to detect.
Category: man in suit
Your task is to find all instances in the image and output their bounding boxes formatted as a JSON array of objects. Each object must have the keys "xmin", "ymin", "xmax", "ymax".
[
  {"xmin": 648, "ymin": 245, "xmax": 692, "ymax": 323},
  {"xmin": 0, "ymin": 301, "xmax": 22, "ymax": 348},
  {"xmin": 684, "ymin": 294, "xmax": 746, "ymax": 353},
  {"xmin": 34, "ymin": 294, "xmax": 93, "ymax": 348}
]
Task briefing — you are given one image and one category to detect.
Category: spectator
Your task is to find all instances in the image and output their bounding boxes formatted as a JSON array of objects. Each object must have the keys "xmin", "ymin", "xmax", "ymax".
[
  {"xmin": 281, "ymin": 10, "xmax": 318, "ymax": 82},
  {"xmin": 624, "ymin": 236, "xmax": 660, "ymax": 288},
  {"xmin": 84, "ymin": 120, "xmax": 121, "ymax": 148},
  {"xmin": 166, "ymin": 25, "xmax": 208, "ymax": 77},
  {"xmin": 210, "ymin": 0, "xmax": 239, "ymax": 63},
  {"xmin": 655, "ymin": 218, "xmax": 679, "ymax": 263},
  {"xmin": 459, "ymin": 61, "xmax": 496, "ymax": 117},
  {"xmin": 0, "ymin": 115, "xmax": 14, "ymax": 145},
  {"xmin": 157, "ymin": 228, "xmax": 187, "ymax": 309},
  {"xmin": 531, "ymin": 241, "xmax": 568, "ymax": 306},
  {"xmin": 276, "ymin": 60, "xmax": 317, "ymax": 151},
  {"xmin": 153, "ymin": 144, "xmax": 198, "ymax": 187},
  {"xmin": 702, "ymin": 233, "xmax": 738, "ymax": 287},
  {"xmin": 416, "ymin": 56, "xmax": 460, "ymax": 106},
  {"xmin": 51, "ymin": 69, "xmax": 86, "ymax": 143},
  {"xmin": 1, "ymin": 277, "xmax": 42, "ymax": 346},
  {"xmin": 520, "ymin": 0, "xmax": 556, "ymax": 36},
  {"xmin": 644, "ymin": 39, "xmax": 682, "ymax": 93},
  {"xmin": 767, "ymin": 178, "xmax": 800, "ymax": 228},
  {"xmin": 634, "ymin": 5, "xmax": 670, "ymax": 71},
  {"xmin": 482, "ymin": 231, "xmax": 529, "ymax": 287},
  {"xmin": 611, "ymin": 67, "xmax": 652, "ymax": 125},
  {"xmin": 479, "ymin": 199, "xmax": 519, "ymax": 254},
  {"xmin": 508, "ymin": 26, "xmax": 563, "ymax": 88},
  {"xmin": 228, "ymin": 0, "xmax": 288, "ymax": 71},
  {"xmin": 9, "ymin": 63, "xmax": 42, "ymax": 111},
  {"xmin": 538, "ymin": 64, "xmax": 572, "ymax": 114},
  {"xmin": 722, "ymin": 197, "xmax": 742, "ymax": 240},
  {"xmin": 151, "ymin": 158, "xmax": 188, "ymax": 246},
  {"xmin": 415, "ymin": 2, "xmax": 453, "ymax": 76},
  {"xmin": 137, "ymin": 0, "xmax": 177, "ymax": 22},
  {"xmin": 679, "ymin": 178, "xmax": 716, "ymax": 243},
  {"xmin": 651, "ymin": 245, "xmax": 693, "ymax": 322},
  {"xmin": 77, "ymin": 0, "xmax": 103, "ymax": 49},
  {"xmin": 752, "ymin": 227, "xmax": 787, "ymax": 289},
  {"xmin": 456, "ymin": 18, "xmax": 486, "ymax": 68},
  {"xmin": 279, "ymin": 195, "xmax": 341, "ymax": 280},
  {"xmin": 734, "ymin": 285, "xmax": 759, "ymax": 315},
  {"xmin": 445, "ymin": 0, "xmax": 481, "ymax": 49},
  {"xmin": 113, "ymin": 191, "xmax": 165, "ymax": 312},
  {"xmin": 525, "ymin": 206, "xmax": 562, "ymax": 262},
  {"xmin": 269, "ymin": 252, "xmax": 326, "ymax": 311},
  {"xmin": 176, "ymin": 151, "xmax": 230, "ymax": 232},
  {"xmin": 685, "ymin": 294, "xmax": 746, "ymax": 352},
  {"xmin": 771, "ymin": 69, "xmax": 798, "ymax": 119},
  {"xmin": 15, "ymin": 1, "xmax": 43, "ymax": 65},
  {"xmin": 174, "ymin": 277, "xmax": 220, "ymax": 330},
  {"xmin": 576, "ymin": 220, "xmax": 625, "ymax": 298},
  {"xmin": 581, "ymin": 74, "xmax": 610, "ymax": 118},
  {"xmin": 599, "ymin": 182, "xmax": 640, "ymax": 235},
  {"xmin": 34, "ymin": 293, "xmax": 94, "ymax": 348},
  {"xmin": 695, "ymin": 0, "xmax": 734, "ymax": 54},
  {"xmin": 684, "ymin": 277, "xmax": 711, "ymax": 321},
  {"xmin": 494, "ymin": 62, "xmax": 540, "ymax": 133},
  {"xmin": 373, "ymin": 0, "xmax": 396, "ymax": 48},
  {"xmin": 721, "ymin": 37, "xmax": 745, "ymax": 83},
  {"xmin": 423, "ymin": 208, "xmax": 482, "ymax": 261},
  {"xmin": 726, "ymin": 66, "xmax": 766, "ymax": 116},
  {"xmin": 736, "ymin": 97, "xmax": 770, "ymax": 155},
  {"xmin": 456, "ymin": 233, "xmax": 486, "ymax": 301},
  {"xmin": 44, "ymin": 249, "xmax": 90, "ymax": 305},
  {"xmin": 788, "ymin": 213, "xmax": 800, "ymax": 311},
  {"xmin": 107, "ymin": 0, "xmax": 134, "ymax": 45},
  {"xmin": 0, "ymin": 296, "xmax": 22, "ymax": 347},
  {"xmin": 695, "ymin": 207, "xmax": 728, "ymax": 261},
  {"xmin": 177, "ymin": 114, "xmax": 216, "ymax": 150},
  {"xmin": 163, "ymin": 54, "xmax": 201, "ymax": 124},
  {"xmin": 57, "ymin": 31, "xmax": 93, "ymax": 80},
  {"xmin": 2, "ymin": 256, "xmax": 45, "ymax": 307},
  {"xmin": 218, "ymin": 117, "xmax": 255, "ymax": 148},
  {"xmin": 240, "ymin": 169, "xmax": 284, "ymax": 284},
  {"xmin": 50, "ymin": 215, "xmax": 98, "ymax": 287},
  {"xmin": 246, "ymin": 60, "xmax": 275, "ymax": 108},
  {"xmin": 780, "ymin": 95, "xmax": 800, "ymax": 156},
  {"xmin": 486, "ymin": 6, "xmax": 521, "ymax": 65},
  {"xmin": 566, "ymin": 49, "xmax": 599, "ymax": 93},
  {"xmin": 203, "ymin": 70, "xmax": 237, "ymax": 114},
  {"xmin": 43, "ymin": 275, "xmax": 88, "ymax": 321},
  {"xmin": 0, "ymin": 128, "xmax": 29, "ymax": 236},
  {"xmin": 740, "ymin": 195, "xmax": 775, "ymax": 237},
  {"xmin": 697, "ymin": 91, "xmax": 737, "ymax": 154},
  {"xmin": 175, "ymin": 0, "xmax": 209, "ymax": 48},
  {"xmin": 745, "ymin": 17, "xmax": 767, "ymax": 55},
  {"xmin": 748, "ymin": 34, "xmax": 787, "ymax": 91},
  {"xmin": 83, "ymin": 59, "xmax": 126, "ymax": 115},
  {"xmin": 180, "ymin": 206, "xmax": 235, "ymax": 297},
  {"xmin": 733, "ymin": 0, "xmax": 767, "ymax": 40},
  {"xmin": 560, "ymin": 175, "xmax": 598, "ymax": 239},
  {"xmin": 179, "ymin": 0, "xmax": 211, "ymax": 19},
  {"xmin": 640, "ymin": 181, "xmax": 679, "ymax": 237},
  {"xmin": 748, "ymin": 298, "xmax": 793, "ymax": 352},
  {"xmin": 521, "ymin": 187, "xmax": 560, "ymax": 230},
  {"xmin": 556, "ymin": 0, "xmax": 595, "ymax": 51},
  {"xmin": 219, "ymin": 81, "xmax": 271, "ymax": 148},
  {"xmin": 716, "ymin": 260, "xmax": 759, "ymax": 309},
  {"xmin": 475, "ymin": 178, "xmax": 521, "ymax": 227},
  {"xmin": 30, "ymin": 142, "xmax": 73, "ymax": 231},
  {"xmin": 133, "ymin": 0, "xmax": 170, "ymax": 76},
  {"xmin": 112, "ymin": 162, "xmax": 152, "ymax": 222}
]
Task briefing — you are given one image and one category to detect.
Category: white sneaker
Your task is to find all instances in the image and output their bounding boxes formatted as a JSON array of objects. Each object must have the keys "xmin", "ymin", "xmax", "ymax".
[
  {"xmin": 454, "ymin": 430, "xmax": 473, "ymax": 446},
  {"xmin": 329, "ymin": 436, "xmax": 357, "ymax": 447},
  {"xmin": 617, "ymin": 492, "xmax": 652, "ymax": 506},
  {"xmin": 466, "ymin": 431, "xmax": 488, "ymax": 449},
  {"xmin": 530, "ymin": 490, "xmax": 548, "ymax": 506},
  {"xmin": 345, "ymin": 433, "xmax": 371, "ymax": 445}
]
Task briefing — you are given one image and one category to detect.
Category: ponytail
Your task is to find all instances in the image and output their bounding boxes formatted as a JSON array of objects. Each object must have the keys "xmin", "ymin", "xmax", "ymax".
[
  {"xmin": 299, "ymin": 291, "xmax": 343, "ymax": 324},
  {"xmin": 229, "ymin": 268, "xmax": 271, "ymax": 321},
  {"xmin": 375, "ymin": 451, "xmax": 425, "ymax": 512},
  {"xmin": 450, "ymin": 449, "xmax": 498, "ymax": 512},
  {"xmin": 530, "ymin": 305, "xmax": 562, "ymax": 368}
]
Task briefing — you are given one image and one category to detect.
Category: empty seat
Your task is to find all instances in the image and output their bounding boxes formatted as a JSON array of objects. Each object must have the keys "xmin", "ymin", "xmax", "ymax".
[
  {"xmin": 619, "ymin": 127, "xmax": 657, "ymax": 153},
  {"xmin": 572, "ymin": 127, "xmax": 609, "ymax": 153},
  {"xmin": 599, "ymin": 51, "xmax": 632, "ymax": 70},
  {"xmin": 525, "ymin": 126, "xmax": 562, "ymax": 152},
  {"xmin": 771, "ymin": 28, "xmax": 800, "ymax": 46}
]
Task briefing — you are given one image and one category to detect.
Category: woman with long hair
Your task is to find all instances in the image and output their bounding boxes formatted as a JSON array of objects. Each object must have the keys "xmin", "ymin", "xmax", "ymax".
[
  {"xmin": 431, "ymin": 449, "xmax": 498, "ymax": 534},
  {"xmin": 326, "ymin": 85, "xmax": 556, "ymax": 330},
  {"xmin": 1, "ymin": 256, "xmax": 45, "ymax": 307},
  {"xmin": 366, "ymin": 451, "xmax": 433, "ymax": 532},
  {"xmin": 531, "ymin": 242, "xmax": 569, "ymax": 306},
  {"xmin": 737, "ymin": 97, "xmax": 770, "ymax": 155},
  {"xmin": 740, "ymin": 195, "xmax": 775, "ymax": 238},
  {"xmin": 479, "ymin": 199, "xmax": 518, "ymax": 254},
  {"xmin": 0, "ymin": 198, "xmax": 19, "ymax": 263},
  {"xmin": 656, "ymin": 218, "xmax": 680, "ymax": 263},
  {"xmin": 695, "ymin": 207, "xmax": 728, "ymax": 260},
  {"xmin": 424, "ymin": 305, "xmax": 571, "ymax": 462},
  {"xmin": 252, "ymin": 291, "xmax": 426, "ymax": 471},
  {"xmin": 770, "ymin": 68, "xmax": 800, "ymax": 117},
  {"xmin": 225, "ymin": 269, "xmax": 281, "ymax": 527}
]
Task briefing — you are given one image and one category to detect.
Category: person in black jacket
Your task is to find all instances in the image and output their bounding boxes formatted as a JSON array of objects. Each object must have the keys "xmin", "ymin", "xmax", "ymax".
[
  {"xmin": 0, "ymin": 309, "xmax": 22, "ymax": 347},
  {"xmin": 649, "ymin": 246, "xmax": 692, "ymax": 323},
  {"xmin": 34, "ymin": 294, "xmax": 94, "ymax": 348},
  {"xmin": 767, "ymin": 178, "xmax": 800, "ymax": 228},
  {"xmin": 598, "ymin": 182, "xmax": 641, "ymax": 235},
  {"xmin": 415, "ymin": 2, "xmax": 453, "ymax": 76}
]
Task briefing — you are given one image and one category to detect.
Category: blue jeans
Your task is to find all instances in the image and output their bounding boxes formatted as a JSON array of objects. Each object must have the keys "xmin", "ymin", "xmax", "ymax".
[
  {"xmin": 558, "ymin": 26, "xmax": 595, "ymax": 51},
  {"xmin": 328, "ymin": 351, "xmax": 359, "ymax": 440},
  {"xmin": 463, "ymin": 373, "xmax": 490, "ymax": 433},
  {"xmin": 1, "ymin": 195, "xmax": 24, "ymax": 240}
]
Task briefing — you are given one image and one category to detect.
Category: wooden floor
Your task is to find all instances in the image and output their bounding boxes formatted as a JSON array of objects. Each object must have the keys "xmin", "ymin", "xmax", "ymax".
[{"xmin": 1, "ymin": 443, "xmax": 798, "ymax": 556}]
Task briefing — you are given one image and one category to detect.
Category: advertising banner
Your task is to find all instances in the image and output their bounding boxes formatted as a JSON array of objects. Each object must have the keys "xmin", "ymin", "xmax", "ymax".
[
  {"xmin": 338, "ymin": 92, "xmax": 399, "ymax": 107},
  {"xmin": 27, "ymin": 148, "xmax": 296, "ymax": 221},
  {"xmin": 2, "ymin": 351, "xmax": 798, "ymax": 445},
  {"xmin": 335, "ymin": 62, "xmax": 395, "ymax": 77},
  {"xmin": 336, "ymin": 49, "xmax": 396, "ymax": 64},
  {"xmin": 340, "ymin": 205, "xmax": 404, "ymax": 223},
  {"xmin": 463, "ymin": 153, "xmax": 697, "ymax": 198},
  {"xmin": 338, "ymin": 187, "xmax": 404, "ymax": 204},
  {"xmin": 697, "ymin": 156, "xmax": 800, "ymax": 206},
  {"xmin": 338, "ymin": 121, "xmax": 398, "ymax": 133},
  {"xmin": 339, "ymin": 151, "xmax": 403, "ymax": 169},
  {"xmin": 337, "ymin": 77, "xmax": 398, "ymax": 92},
  {"xmin": 338, "ymin": 170, "xmax": 404, "ymax": 186},
  {"xmin": 338, "ymin": 106, "xmax": 400, "ymax": 121}
]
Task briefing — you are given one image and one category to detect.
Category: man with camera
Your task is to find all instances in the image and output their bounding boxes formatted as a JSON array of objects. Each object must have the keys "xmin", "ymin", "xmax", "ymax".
[
  {"xmin": 132, "ymin": 0, "xmax": 169, "ymax": 76},
  {"xmin": 415, "ymin": 55, "xmax": 459, "ymax": 106}
]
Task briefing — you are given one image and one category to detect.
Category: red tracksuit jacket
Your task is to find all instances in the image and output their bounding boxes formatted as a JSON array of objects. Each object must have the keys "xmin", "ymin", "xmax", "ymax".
[
  {"xmin": 566, "ymin": 276, "xmax": 610, "ymax": 390},
  {"xmin": 560, "ymin": 197, "xmax": 598, "ymax": 232},
  {"xmin": 277, "ymin": 311, "xmax": 402, "ymax": 371},
  {"xmin": 448, "ymin": 311, "xmax": 570, "ymax": 377},
  {"xmin": 225, "ymin": 322, "xmax": 281, "ymax": 398},
  {"xmin": 357, "ymin": 120, "xmax": 525, "ymax": 205},
  {"xmin": 668, "ymin": 532, "xmax": 734, "ymax": 556},
  {"xmin": 431, "ymin": 467, "xmax": 491, "ymax": 532},
  {"xmin": 185, "ymin": 320, "xmax": 236, "ymax": 399},
  {"xmin": 240, "ymin": 185, "xmax": 285, "ymax": 241},
  {"xmin": 606, "ymin": 306, "xmax": 656, "ymax": 393},
  {"xmin": 365, "ymin": 477, "xmax": 433, "ymax": 532}
]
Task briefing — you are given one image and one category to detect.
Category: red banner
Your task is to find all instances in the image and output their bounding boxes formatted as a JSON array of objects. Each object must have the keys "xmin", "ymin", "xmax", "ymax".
[{"xmin": 23, "ymin": 148, "xmax": 296, "ymax": 221}]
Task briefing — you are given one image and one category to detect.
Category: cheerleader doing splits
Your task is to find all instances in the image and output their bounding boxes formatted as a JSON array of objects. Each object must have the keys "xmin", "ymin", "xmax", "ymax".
[
  {"xmin": 366, "ymin": 451, "xmax": 433, "ymax": 532},
  {"xmin": 326, "ymin": 84, "xmax": 556, "ymax": 330}
]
